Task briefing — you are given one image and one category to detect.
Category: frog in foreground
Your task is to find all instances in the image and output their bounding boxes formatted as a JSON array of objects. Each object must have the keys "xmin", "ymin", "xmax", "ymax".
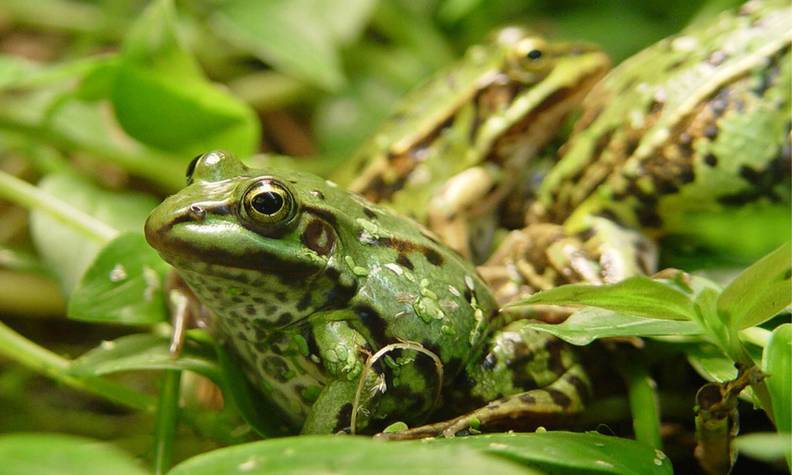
[{"xmin": 145, "ymin": 151, "xmax": 588, "ymax": 437}]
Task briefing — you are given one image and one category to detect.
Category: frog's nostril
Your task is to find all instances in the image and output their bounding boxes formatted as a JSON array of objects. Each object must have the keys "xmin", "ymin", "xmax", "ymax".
[{"xmin": 188, "ymin": 205, "xmax": 206, "ymax": 221}]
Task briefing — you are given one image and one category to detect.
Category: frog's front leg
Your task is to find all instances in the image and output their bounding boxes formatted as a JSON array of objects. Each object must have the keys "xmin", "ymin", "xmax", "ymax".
[
  {"xmin": 427, "ymin": 164, "xmax": 503, "ymax": 260},
  {"xmin": 380, "ymin": 321, "xmax": 589, "ymax": 440},
  {"xmin": 302, "ymin": 319, "xmax": 372, "ymax": 434}
]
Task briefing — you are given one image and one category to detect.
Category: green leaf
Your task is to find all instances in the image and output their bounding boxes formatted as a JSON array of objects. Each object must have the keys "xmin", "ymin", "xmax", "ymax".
[
  {"xmin": 432, "ymin": 432, "xmax": 673, "ymax": 474},
  {"xmin": 72, "ymin": 333, "xmax": 221, "ymax": 383},
  {"xmin": 68, "ymin": 233, "xmax": 169, "ymax": 324},
  {"xmin": 523, "ymin": 307, "xmax": 703, "ymax": 346},
  {"xmin": 168, "ymin": 432, "xmax": 672, "ymax": 475},
  {"xmin": 735, "ymin": 432, "xmax": 792, "ymax": 464},
  {"xmin": 30, "ymin": 173, "xmax": 158, "ymax": 294},
  {"xmin": 0, "ymin": 433, "xmax": 147, "ymax": 475},
  {"xmin": 168, "ymin": 436, "xmax": 535, "ymax": 475},
  {"xmin": 112, "ymin": 0, "xmax": 259, "ymax": 157},
  {"xmin": 718, "ymin": 241, "xmax": 792, "ymax": 329},
  {"xmin": 763, "ymin": 324, "xmax": 791, "ymax": 443},
  {"xmin": 211, "ymin": 0, "xmax": 360, "ymax": 91},
  {"xmin": 508, "ymin": 276, "xmax": 697, "ymax": 321}
]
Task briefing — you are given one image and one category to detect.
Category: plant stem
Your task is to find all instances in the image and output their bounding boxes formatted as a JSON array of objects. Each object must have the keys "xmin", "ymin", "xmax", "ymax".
[
  {"xmin": 0, "ymin": 320, "xmax": 157, "ymax": 412},
  {"xmin": 153, "ymin": 370, "xmax": 182, "ymax": 475},
  {"xmin": 0, "ymin": 170, "xmax": 118, "ymax": 244},
  {"xmin": 617, "ymin": 355, "xmax": 663, "ymax": 449}
]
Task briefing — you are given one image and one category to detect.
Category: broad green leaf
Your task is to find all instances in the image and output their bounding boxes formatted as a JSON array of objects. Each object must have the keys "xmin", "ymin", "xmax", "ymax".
[
  {"xmin": 718, "ymin": 241, "xmax": 791, "ymax": 329},
  {"xmin": 432, "ymin": 432, "xmax": 673, "ymax": 475},
  {"xmin": 211, "ymin": 0, "xmax": 351, "ymax": 91},
  {"xmin": 68, "ymin": 233, "xmax": 169, "ymax": 324},
  {"xmin": 735, "ymin": 432, "xmax": 792, "ymax": 464},
  {"xmin": 523, "ymin": 307, "xmax": 703, "ymax": 346},
  {"xmin": 0, "ymin": 433, "xmax": 147, "ymax": 475},
  {"xmin": 112, "ymin": 0, "xmax": 259, "ymax": 157},
  {"xmin": 72, "ymin": 333, "xmax": 220, "ymax": 383},
  {"xmin": 508, "ymin": 276, "xmax": 697, "ymax": 321},
  {"xmin": 167, "ymin": 435, "xmax": 537, "ymax": 475},
  {"xmin": 763, "ymin": 324, "xmax": 791, "ymax": 444},
  {"xmin": 30, "ymin": 172, "xmax": 158, "ymax": 294},
  {"xmin": 168, "ymin": 432, "xmax": 672, "ymax": 475}
]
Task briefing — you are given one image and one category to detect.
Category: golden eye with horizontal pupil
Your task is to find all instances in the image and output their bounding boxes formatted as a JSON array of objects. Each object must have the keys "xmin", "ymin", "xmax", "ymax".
[{"xmin": 241, "ymin": 180, "xmax": 294, "ymax": 224}]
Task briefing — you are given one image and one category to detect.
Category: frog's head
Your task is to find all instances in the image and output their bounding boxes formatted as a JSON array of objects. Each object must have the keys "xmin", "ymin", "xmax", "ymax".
[
  {"xmin": 490, "ymin": 27, "xmax": 609, "ymax": 84},
  {"xmin": 146, "ymin": 151, "xmax": 356, "ymax": 329}
]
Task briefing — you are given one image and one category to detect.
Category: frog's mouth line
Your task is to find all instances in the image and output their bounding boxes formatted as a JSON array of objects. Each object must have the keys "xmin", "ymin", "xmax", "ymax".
[{"xmin": 146, "ymin": 221, "xmax": 323, "ymax": 278}]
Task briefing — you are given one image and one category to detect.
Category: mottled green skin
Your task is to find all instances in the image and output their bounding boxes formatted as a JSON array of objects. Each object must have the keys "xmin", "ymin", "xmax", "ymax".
[
  {"xmin": 146, "ymin": 152, "xmax": 585, "ymax": 434},
  {"xmin": 335, "ymin": 28, "xmax": 608, "ymax": 258},
  {"xmin": 484, "ymin": 0, "xmax": 792, "ymax": 304},
  {"xmin": 542, "ymin": 0, "xmax": 791, "ymax": 240}
]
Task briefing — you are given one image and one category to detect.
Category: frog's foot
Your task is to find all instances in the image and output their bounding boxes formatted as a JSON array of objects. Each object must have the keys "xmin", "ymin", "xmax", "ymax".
[
  {"xmin": 377, "ymin": 364, "xmax": 589, "ymax": 440},
  {"xmin": 165, "ymin": 272, "xmax": 213, "ymax": 357},
  {"xmin": 478, "ymin": 216, "xmax": 657, "ymax": 307}
]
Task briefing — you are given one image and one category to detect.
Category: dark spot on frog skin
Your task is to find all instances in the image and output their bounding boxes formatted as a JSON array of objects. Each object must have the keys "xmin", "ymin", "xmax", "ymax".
[
  {"xmin": 519, "ymin": 393, "xmax": 536, "ymax": 404},
  {"xmin": 396, "ymin": 253, "xmax": 414, "ymax": 270},
  {"xmin": 310, "ymin": 189, "xmax": 325, "ymax": 200},
  {"xmin": 276, "ymin": 292, "xmax": 288, "ymax": 302},
  {"xmin": 566, "ymin": 374, "xmax": 591, "ymax": 401},
  {"xmin": 423, "ymin": 248, "xmax": 443, "ymax": 266},
  {"xmin": 245, "ymin": 305, "xmax": 256, "ymax": 316},
  {"xmin": 297, "ymin": 293, "xmax": 312, "ymax": 311},
  {"xmin": 363, "ymin": 207, "xmax": 377, "ymax": 220},
  {"xmin": 544, "ymin": 338, "xmax": 567, "ymax": 375},
  {"xmin": 648, "ymin": 98, "xmax": 664, "ymax": 114},
  {"xmin": 275, "ymin": 312, "xmax": 293, "ymax": 326},
  {"xmin": 229, "ymin": 310, "xmax": 242, "ymax": 320},
  {"xmin": 323, "ymin": 281, "xmax": 357, "ymax": 308},
  {"xmin": 546, "ymin": 388, "xmax": 572, "ymax": 408},
  {"xmin": 703, "ymin": 125, "xmax": 719, "ymax": 140},
  {"xmin": 783, "ymin": 268, "xmax": 791, "ymax": 281},
  {"xmin": 704, "ymin": 153, "xmax": 719, "ymax": 167},
  {"xmin": 334, "ymin": 403, "xmax": 354, "ymax": 433},
  {"xmin": 665, "ymin": 58, "xmax": 686, "ymax": 72},
  {"xmin": 356, "ymin": 305, "xmax": 389, "ymax": 342},
  {"xmin": 638, "ymin": 210, "xmax": 663, "ymax": 228},
  {"xmin": 301, "ymin": 219, "xmax": 336, "ymax": 256},
  {"xmin": 261, "ymin": 355, "xmax": 290, "ymax": 382},
  {"xmin": 709, "ymin": 90, "xmax": 729, "ymax": 116}
]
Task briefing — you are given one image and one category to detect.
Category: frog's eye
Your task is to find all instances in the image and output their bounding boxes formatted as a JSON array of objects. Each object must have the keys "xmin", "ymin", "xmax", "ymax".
[
  {"xmin": 241, "ymin": 179, "xmax": 296, "ymax": 225},
  {"xmin": 508, "ymin": 38, "xmax": 552, "ymax": 79}
]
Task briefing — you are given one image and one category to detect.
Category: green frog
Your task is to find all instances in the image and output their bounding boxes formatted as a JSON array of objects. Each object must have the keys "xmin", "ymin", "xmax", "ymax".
[
  {"xmin": 145, "ymin": 151, "xmax": 589, "ymax": 436},
  {"xmin": 482, "ymin": 0, "xmax": 791, "ymax": 305},
  {"xmin": 336, "ymin": 28, "xmax": 609, "ymax": 260}
]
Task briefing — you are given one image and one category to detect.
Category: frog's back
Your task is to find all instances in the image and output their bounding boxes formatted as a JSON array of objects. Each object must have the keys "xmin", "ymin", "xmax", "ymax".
[{"xmin": 541, "ymin": 0, "xmax": 791, "ymax": 230}]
